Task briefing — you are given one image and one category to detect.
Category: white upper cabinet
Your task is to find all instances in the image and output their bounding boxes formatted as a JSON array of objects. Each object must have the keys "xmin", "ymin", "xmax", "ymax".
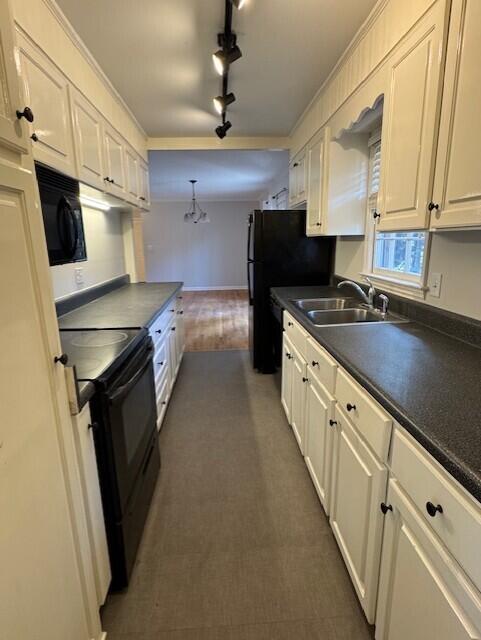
[
  {"xmin": 0, "ymin": 0, "xmax": 29, "ymax": 153},
  {"xmin": 124, "ymin": 145, "xmax": 139, "ymax": 204},
  {"xmin": 138, "ymin": 159, "xmax": 150, "ymax": 209},
  {"xmin": 288, "ymin": 148, "xmax": 307, "ymax": 207},
  {"xmin": 306, "ymin": 127, "xmax": 368, "ymax": 237},
  {"xmin": 16, "ymin": 32, "xmax": 76, "ymax": 177},
  {"xmin": 376, "ymin": 2, "xmax": 448, "ymax": 231},
  {"xmin": 103, "ymin": 122, "xmax": 126, "ymax": 197},
  {"xmin": 70, "ymin": 88, "xmax": 104, "ymax": 191},
  {"xmin": 431, "ymin": 0, "xmax": 481, "ymax": 230}
]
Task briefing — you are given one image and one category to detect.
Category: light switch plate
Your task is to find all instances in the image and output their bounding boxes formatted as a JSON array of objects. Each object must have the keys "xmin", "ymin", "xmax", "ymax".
[
  {"xmin": 74, "ymin": 267, "xmax": 84, "ymax": 285},
  {"xmin": 429, "ymin": 272, "xmax": 442, "ymax": 298}
]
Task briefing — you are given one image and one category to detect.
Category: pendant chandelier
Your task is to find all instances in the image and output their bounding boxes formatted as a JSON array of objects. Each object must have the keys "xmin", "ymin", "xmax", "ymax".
[{"xmin": 184, "ymin": 180, "xmax": 210, "ymax": 224}]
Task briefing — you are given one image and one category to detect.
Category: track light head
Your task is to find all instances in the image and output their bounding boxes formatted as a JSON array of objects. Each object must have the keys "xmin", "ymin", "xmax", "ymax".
[
  {"xmin": 212, "ymin": 44, "xmax": 242, "ymax": 76},
  {"xmin": 215, "ymin": 121, "xmax": 232, "ymax": 139},
  {"xmin": 213, "ymin": 92, "xmax": 236, "ymax": 115},
  {"xmin": 230, "ymin": 0, "xmax": 246, "ymax": 7}
]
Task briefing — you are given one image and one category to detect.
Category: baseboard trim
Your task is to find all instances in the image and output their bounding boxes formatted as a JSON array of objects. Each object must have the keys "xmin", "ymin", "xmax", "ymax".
[{"xmin": 183, "ymin": 286, "xmax": 248, "ymax": 291}]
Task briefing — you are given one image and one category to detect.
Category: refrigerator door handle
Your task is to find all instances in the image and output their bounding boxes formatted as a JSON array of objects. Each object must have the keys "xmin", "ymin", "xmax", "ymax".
[
  {"xmin": 247, "ymin": 260, "xmax": 254, "ymax": 306},
  {"xmin": 247, "ymin": 214, "xmax": 253, "ymax": 262}
]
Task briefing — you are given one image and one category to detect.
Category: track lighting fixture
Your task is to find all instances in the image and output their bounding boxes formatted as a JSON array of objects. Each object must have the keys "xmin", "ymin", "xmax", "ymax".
[
  {"xmin": 215, "ymin": 121, "xmax": 232, "ymax": 139},
  {"xmin": 230, "ymin": 0, "xmax": 246, "ymax": 8},
  {"xmin": 213, "ymin": 92, "xmax": 236, "ymax": 115},
  {"xmin": 212, "ymin": 45, "xmax": 242, "ymax": 76}
]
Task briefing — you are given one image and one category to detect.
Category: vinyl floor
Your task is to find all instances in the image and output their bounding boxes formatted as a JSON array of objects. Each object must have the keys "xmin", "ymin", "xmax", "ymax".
[{"xmin": 101, "ymin": 351, "xmax": 374, "ymax": 639}]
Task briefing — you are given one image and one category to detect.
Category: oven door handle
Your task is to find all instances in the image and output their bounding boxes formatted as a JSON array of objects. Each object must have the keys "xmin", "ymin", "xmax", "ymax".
[{"xmin": 108, "ymin": 351, "xmax": 153, "ymax": 405}]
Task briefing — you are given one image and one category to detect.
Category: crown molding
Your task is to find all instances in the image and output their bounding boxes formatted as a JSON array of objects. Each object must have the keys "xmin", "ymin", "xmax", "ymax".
[
  {"xmin": 147, "ymin": 137, "xmax": 290, "ymax": 151},
  {"xmin": 290, "ymin": 0, "xmax": 389, "ymax": 138},
  {"xmin": 40, "ymin": 0, "xmax": 146, "ymax": 140}
]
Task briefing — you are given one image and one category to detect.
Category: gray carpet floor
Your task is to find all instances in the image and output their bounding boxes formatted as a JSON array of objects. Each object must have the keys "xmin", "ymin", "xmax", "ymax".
[{"xmin": 101, "ymin": 350, "xmax": 374, "ymax": 639}]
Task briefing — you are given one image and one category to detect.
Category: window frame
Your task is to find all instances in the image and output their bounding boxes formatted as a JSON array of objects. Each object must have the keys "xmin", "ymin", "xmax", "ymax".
[{"xmin": 362, "ymin": 130, "xmax": 431, "ymax": 300}]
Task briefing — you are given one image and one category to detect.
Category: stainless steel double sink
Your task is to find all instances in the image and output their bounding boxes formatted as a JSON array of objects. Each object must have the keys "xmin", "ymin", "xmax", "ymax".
[{"xmin": 290, "ymin": 297, "xmax": 406, "ymax": 327}]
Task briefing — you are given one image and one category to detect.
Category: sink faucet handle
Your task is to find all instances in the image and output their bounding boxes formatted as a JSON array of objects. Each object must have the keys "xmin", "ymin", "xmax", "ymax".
[{"xmin": 378, "ymin": 294, "xmax": 389, "ymax": 315}]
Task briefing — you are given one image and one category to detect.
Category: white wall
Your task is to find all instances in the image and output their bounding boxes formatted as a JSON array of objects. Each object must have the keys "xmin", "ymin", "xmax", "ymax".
[
  {"xmin": 259, "ymin": 167, "xmax": 290, "ymax": 210},
  {"xmin": 335, "ymin": 231, "xmax": 481, "ymax": 321},
  {"xmin": 50, "ymin": 206, "xmax": 126, "ymax": 299},
  {"xmin": 144, "ymin": 201, "xmax": 256, "ymax": 289}
]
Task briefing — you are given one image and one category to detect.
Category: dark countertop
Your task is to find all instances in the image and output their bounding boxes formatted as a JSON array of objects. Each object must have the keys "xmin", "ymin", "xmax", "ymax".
[
  {"xmin": 58, "ymin": 282, "xmax": 183, "ymax": 330},
  {"xmin": 272, "ymin": 286, "xmax": 481, "ymax": 504}
]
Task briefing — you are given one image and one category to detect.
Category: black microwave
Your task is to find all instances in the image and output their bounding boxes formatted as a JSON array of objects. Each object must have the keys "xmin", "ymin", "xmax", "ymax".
[{"xmin": 35, "ymin": 163, "xmax": 87, "ymax": 266}]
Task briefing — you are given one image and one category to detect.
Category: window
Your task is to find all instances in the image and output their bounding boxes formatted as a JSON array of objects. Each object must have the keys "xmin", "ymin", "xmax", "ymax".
[{"xmin": 363, "ymin": 130, "xmax": 429, "ymax": 293}]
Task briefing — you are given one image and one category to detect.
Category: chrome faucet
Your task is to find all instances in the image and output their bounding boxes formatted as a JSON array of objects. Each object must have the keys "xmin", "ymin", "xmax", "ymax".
[{"xmin": 337, "ymin": 277, "xmax": 376, "ymax": 308}]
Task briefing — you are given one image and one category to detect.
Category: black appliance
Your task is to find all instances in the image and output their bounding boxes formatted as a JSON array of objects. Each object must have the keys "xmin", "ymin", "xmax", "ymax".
[
  {"xmin": 36, "ymin": 163, "xmax": 87, "ymax": 266},
  {"xmin": 247, "ymin": 209, "xmax": 334, "ymax": 373},
  {"xmin": 60, "ymin": 329, "xmax": 160, "ymax": 591}
]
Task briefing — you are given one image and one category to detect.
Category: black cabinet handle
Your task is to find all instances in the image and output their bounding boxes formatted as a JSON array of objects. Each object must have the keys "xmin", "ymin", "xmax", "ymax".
[
  {"xmin": 177, "ymin": 296, "xmax": 183, "ymax": 299},
  {"xmin": 311, "ymin": 361, "xmax": 319, "ymax": 367},
  {"xmin": 156, "ymin": 329, "xmax": 162, "ymax": 334},
  {"xmin": 346, "ymin": 403, "xmax": 356, "ymax": 412},
  {"xmin": 88, "ymin": 422, "xmax": 99, "ymax": 432},
  {"xmin": 171, "ymin": 327, "xmax": 176, "ymax": 331},
  {"xmin": 329, "ymin": 419, "xmax": 337, "ymax": 427},
  {"xmin": 285, "ymin": 352, "xmax": 292, "ymax": 359},
  {"xmin": 30, "ymin": 133, "xmax": 38, "ymax": 142},
  {"xmin": 54, "ymin": 353, "xmax": 69, "ymax": 365},
  {"xmin": 373, "ymin": 211, "xmax": 381, "ymax": 220},
  {"xmin": 170, "ymin": 309, "xmax": 175, "ymax": 313},
  {"xmin": 302, "ymin": 377, "xmax": 309, "ymax": 383},
  {"xmin": 139, "ymin": 196, "xmax": 146, "ymax": 201},
  {"xmin": 380, "ymin": 503, "xmax": 393, "ymax": 515},
  {"xmin": 426, "ymin": 502, "xmax": 443, "ymax": 517},
  {"xmin": 16, "ymin": 106, "xmax": 34, "ymax": 122},
  {"xmin": 293, "ymin": 162, "xmax": 299, "ymax": 168},
  {"xmin": 315, "ymin": 222, "xmax": 321, "ymax": 226},
  {"xmin": 158, "ymin": 361, "xmax": 164, "ymax": 366},
  {"xmin": 178, "ymin": 310, "xmax": 184, "ymax": 315},
  {"xmin": 428, "ymin": 202, "xmax": 439, "ymax": 212},
  {"xmin": 288, "ymin": 322, "xmax": 293, "ymax": 327},
  {"xmin": 161, "ymin": 400, "xmax": 167, "ymax": 405}
]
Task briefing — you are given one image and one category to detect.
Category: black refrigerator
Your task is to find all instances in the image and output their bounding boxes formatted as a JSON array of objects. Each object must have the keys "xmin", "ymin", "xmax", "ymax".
[{"xmin": 248, "ymin": 209, "xmax": 334, "ymax": 373}]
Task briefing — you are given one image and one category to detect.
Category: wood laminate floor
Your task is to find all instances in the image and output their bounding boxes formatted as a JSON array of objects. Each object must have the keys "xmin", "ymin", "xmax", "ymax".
[
  {"xmin": 183, "ymin": 290, "xmax": 249, "ymax": 352},
  {"xmin": 101, "ymin": 351, "xmax": 374, "ymax": 639}
]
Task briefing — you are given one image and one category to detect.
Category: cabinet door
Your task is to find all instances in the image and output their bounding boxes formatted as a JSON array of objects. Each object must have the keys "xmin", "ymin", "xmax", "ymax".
[
  {"xmin": 103, "ymin": 123, "xmax": 126, "ymax": 196},
  {"xmin": 0, "ymin": 0, "xmax": 29, "ymax": 153},
  {"xmin": 0, "ymin": 159, "xmax": 90, "ymax": 639},
  {"xmin": 16, "ymin": 33, "xmax": 76, "ymax": 177},
  {"xmin": 125, "ymin": 146, "xmax": 139, "ymax": 203},
  {"xmin": 72, "ymin": 405, "xmax": 111, "ymax": 606},
  {"xmin": 288, "ymin": 160, "xmax": 297, "ymax": 206},
  {"xmin": 138, "ymin": 159, "xmax": 150, "ymax": 209},
  {"xmin": 376, "ymin": 479, "xmax": 481, "ymax": 640},
  {"xmin": 291, "ymin": 344, "xmax": 307, "ymax": 454},
  {"xmin": 306, "ymin": 130, "xmax": 326, "ymax": 236},
  {"xmin": 281, "ymin": 334, "xmax": 294, "ymax": 423},
  {"xmin": 377, "ymin": 2, "xmax": 447, "ymax": 230},
  {"xmin": 168, "ymin": 325, "xmax": 178, "ymax": 386},
  {"xmin": 304, "ymin": 375, "xmax": 335, "ymax": 514},
  {"xmin": 176, "ymin": 310, "xmax": 185, "ymax": 360},
  {"xmin": 330, "ymin": 408, "xmax": 388, "ymax": 623},
  {"xmin": 296, "ymin": 151, "xmax": 307, "ymax": 203},
  {"xmin": 431, "ymin": 0, "xmax": 481, "ymax": 230},
  {"xmin": 70, "ymin": 89, "xmax": 104, "ymax": 190}
]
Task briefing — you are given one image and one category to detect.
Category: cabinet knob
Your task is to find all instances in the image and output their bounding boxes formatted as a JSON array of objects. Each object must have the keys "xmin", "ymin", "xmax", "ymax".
[
  {"xmin": 16, "ymin": 106, "xmax": 34, "ymax": 123},
  {"xmin": 285, "ymin": 352, "xmax": 291, "ymax": 359},
  {"xmin": 156, "ymin": 329, "xmax": 162, "ymax": 334},
  {"xmin": 171, "ymin": 327, "xmax": 176, "ymax": 331},
  {"xmin": 346, "ymin": 403, "xmax": 356, "ymax": 412},
  {"xmin": 311, "ymin": 361, "xmax": 319, "ymax": 367},
  {"xmin": 329, "ymin": 419, "xmax": 337, "ymax": 427},
  {"xmin": 380, "ymin": 502, "xmax": 393, "ymax": 515},
  {"xmin": 88, "ymin": 422, "xmax": 99, "ymax": 432},
  {"xmin": 139, "ymin": 196, "xmax": 146, "ymax": 201},
  {"xmin": 373, "ymin": 211, "xmax": 381, "ymax": 220},
  {"xmin": 426, "ymin": 502, "xmax": 443, "ymax": 517},
  {"xmin": 428, "ymin": 202, "xmax": 439, "ymax": 212},
  {"xmin": 161, "ymin": 400, "xmax": 167, "ymax": 406},
  {"xmin": 178, "ymin": 310, "xmax": 184, "ymax": 315},
  {"xmin": 315, "ymin": 222, "xmax": 321, "ymax": 226},
  {"xmin": 293, "ymin": 162, "xmax": 299, "ymax": 168},
  {"xmin": 30, "ymin": 133, "xmax": 38, "ymax": 142},
  {"xmin": 302, "ymin": 377, "xmax": 309, "ymax": 383},
  {"xmin": 288, "ymin": 322, "xmax": 293, "ymax": 327},
  {"xmin": 158, "ymin": 361, "xmax": 164, "ymax": 366},
  {"xmin": 54, "ymin": 353, "xmax": 69, "ymax": 366}
]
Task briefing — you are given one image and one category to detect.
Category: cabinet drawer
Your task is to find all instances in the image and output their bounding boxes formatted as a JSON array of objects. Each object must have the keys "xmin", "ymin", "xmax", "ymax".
[
  {"xmin": 283, "ymin": 311, "xmax": 308, "ymax": 356},
  {"xmin": 335, "ymin": 368, "xmax": 392, "ymax": 461},
  {"xmin": 390, "ymin": 426, "xmax": 481, "ymax": 594},
  {"xmin": 156, "ymin": 370, "xmax": 170, "ymax": 431},
  {"xmin": 149, "ymin": 303, "xmax": 176, "ymax": 343},
  {"xmin": 306, "ymin": 337, "xmax": 337, "ymax": 394}
]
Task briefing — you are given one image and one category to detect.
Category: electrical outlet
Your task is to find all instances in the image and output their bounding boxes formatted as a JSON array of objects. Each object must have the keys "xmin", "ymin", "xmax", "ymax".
[
  {"xmin": 74, "ymin": 267, "xmax": 84, "ymax": 285},
  {"xmin": 429, "ymin": 272, "xmax": 442, "ymax": 298}
]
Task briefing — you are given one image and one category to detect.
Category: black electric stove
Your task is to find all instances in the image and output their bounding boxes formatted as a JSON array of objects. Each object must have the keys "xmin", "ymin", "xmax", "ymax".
[{"xmin": 60, "ymin": 327, "xmax": 160, "ymax": 591}]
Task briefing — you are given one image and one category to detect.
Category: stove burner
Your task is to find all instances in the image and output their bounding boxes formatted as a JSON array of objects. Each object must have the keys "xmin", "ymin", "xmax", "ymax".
[{"xmin": 71, "ymin": 331, "xmax": 129, "ymax": 348}]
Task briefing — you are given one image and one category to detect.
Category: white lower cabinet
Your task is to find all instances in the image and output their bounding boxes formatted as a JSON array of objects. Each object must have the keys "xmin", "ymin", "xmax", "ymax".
[
  {"xmin": 281, "ymin": 333, "xmax": 294, "ymax": 423},
  {"xmin": 375, "ymin": 479, "xmax": 481, "ymax": 640},
  {"xmin": 330, "ymin": 407, "xmax": 388, "ymax": 623},
  {"xmin": 290, "ymin": 343, "xmax": 307, "ymax": 454},
  {"xmin": 304, "ymin": 372, "xmax": 336, "ymax": 515}
]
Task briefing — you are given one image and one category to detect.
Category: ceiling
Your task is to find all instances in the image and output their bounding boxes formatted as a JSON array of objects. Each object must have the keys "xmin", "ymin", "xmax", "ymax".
[
  {"xmin": 148, "ymin": 150, "xmax": 288, "ymax": 201},
  {"xmin": 56, "ymin": 0, "xmax": 377, "ymax": 138}
]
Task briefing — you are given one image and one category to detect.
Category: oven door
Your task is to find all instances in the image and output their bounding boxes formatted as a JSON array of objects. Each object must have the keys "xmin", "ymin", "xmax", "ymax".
[{"xmin": 105, "ymin": 340, "xmax": 157, "ymax": 515}]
